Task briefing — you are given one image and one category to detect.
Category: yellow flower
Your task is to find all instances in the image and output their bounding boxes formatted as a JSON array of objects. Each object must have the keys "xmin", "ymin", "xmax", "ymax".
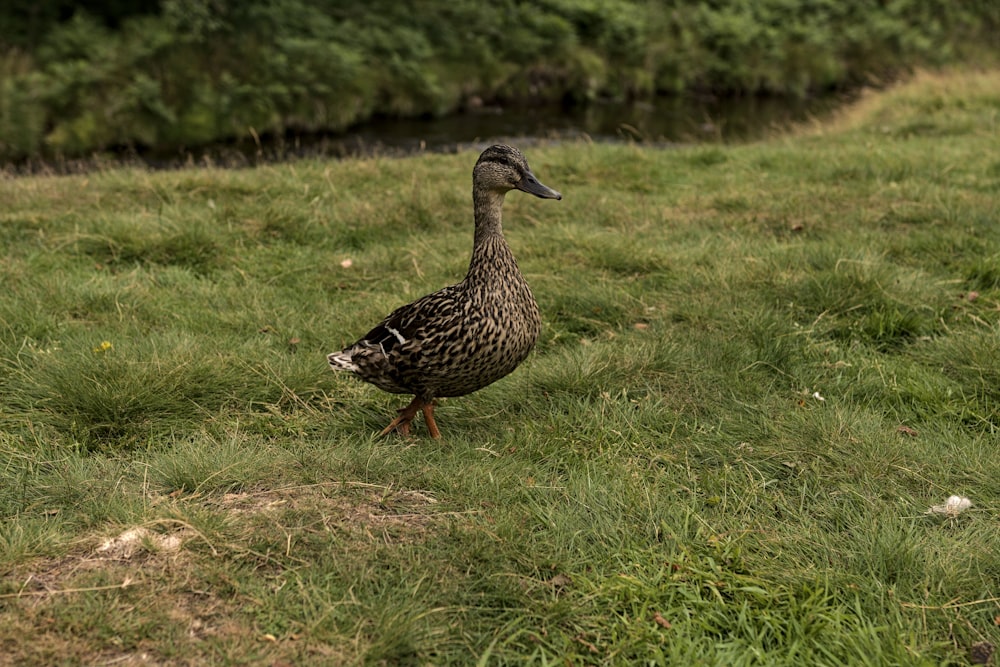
[{"xmin": 93, "ymin": 340, "xmax": 113, "ymax": 353}]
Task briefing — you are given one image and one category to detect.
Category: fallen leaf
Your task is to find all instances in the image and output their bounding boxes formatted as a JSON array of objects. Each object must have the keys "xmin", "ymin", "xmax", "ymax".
[
  {"xmin": 633, "ymin": 322, "xmax": 650, "ymax": 330},
  {"xmin": 653, "ymin": 612, "xmax": 672, "ymax": 629}
]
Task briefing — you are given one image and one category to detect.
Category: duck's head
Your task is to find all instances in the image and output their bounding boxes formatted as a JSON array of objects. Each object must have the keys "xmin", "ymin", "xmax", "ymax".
[{"xmin": 474, "ymin": 145, "xmax": 562, "ymax": 200}]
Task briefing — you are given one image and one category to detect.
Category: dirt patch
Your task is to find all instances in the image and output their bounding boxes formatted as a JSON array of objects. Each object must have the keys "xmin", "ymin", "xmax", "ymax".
[
  {"xmin": 0, "ymin": 527, "xmax": 219, "ymax": 667},
  {"xmin": 6, "ymin": 524, "xmax": 196, "ymax": 606},
  {"xmin": 0, "ymin": 482, "xmax": 453, "ymax": 665},
  {"xmin": 5, "ymin": 482, "xmax": 445, "ymax": 605},
  {"xmin": 206, "ymin": 482, "xmax": 444, "ymax": 544},
  {"xmin": 95, "ymin": 526, "xmax": 186, "ymax": 560},
  {"xmin": 0, "ymin": 534, "xmax": 289, "ymax": 666}
]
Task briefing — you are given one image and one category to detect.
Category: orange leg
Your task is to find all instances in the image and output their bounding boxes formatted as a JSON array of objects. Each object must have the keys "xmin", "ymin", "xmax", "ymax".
[
  {"xmin": 421, "ymin": 401, "xmax": 441, "ymax": 439},
  {"xmin": 379, "ymin": 397, "xmax": 423, "ymax": 437},
  {"xmin": 379, "ymin": 397, "xmax": 441, "ymax": 438}
]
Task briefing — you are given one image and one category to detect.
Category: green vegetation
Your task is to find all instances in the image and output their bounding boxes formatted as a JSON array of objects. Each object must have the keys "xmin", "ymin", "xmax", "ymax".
[
  {"xmin": 2, "ymin": 0, "xmax": 999, "ymax": 160},
  {"xmin": 1, "ymin": 69, "xmax": 999, "ymax": 664}
]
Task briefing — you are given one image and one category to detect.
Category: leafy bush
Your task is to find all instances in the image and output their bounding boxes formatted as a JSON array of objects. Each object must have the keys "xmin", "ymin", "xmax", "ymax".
[{"xmin": 0, "ymin": 0, "xmax": 997, "ymax": 160}]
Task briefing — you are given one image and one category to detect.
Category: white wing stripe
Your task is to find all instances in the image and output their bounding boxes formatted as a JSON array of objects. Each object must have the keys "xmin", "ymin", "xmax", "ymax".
[{"xmin": 386, "ymin": 326, "xmax": 407, "ymax": 345}]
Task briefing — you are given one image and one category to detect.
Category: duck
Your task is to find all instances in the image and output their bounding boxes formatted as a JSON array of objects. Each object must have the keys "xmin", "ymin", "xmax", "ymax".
[{"xmin": 328, "ymin": 144, "xmax": 562, "ymax": 438}]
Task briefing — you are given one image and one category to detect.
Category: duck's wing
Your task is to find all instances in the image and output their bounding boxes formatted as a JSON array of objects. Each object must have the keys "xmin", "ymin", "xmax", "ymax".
[
  {"xmin": 361, "ymin": 284, "xmax": 463, "ymax": 357},
  {"xmin": 329, "ymin": 285, "xmax": 465, "ymax": 392}
]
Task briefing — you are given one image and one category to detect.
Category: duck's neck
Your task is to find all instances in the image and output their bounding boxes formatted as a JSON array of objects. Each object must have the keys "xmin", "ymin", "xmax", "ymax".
[
  {"xmin": 465, "ymin": 189, "xmax": 517, "ymax": 285},
  {"xmin": 472, "ymin": 188, "xmax": 505, "ymax": 243}
]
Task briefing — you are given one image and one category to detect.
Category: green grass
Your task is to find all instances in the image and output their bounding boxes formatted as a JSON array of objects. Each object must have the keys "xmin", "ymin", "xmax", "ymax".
[{"xmin": 1, "ymin": 69, "xmax": 999, "ymax": 665}]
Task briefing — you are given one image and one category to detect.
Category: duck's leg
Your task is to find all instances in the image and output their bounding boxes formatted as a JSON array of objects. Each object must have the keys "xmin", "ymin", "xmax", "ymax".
[
  {"xmin": 379, "ymin": 397, "xmax": 424, "ymax": 437},
  {"xmin": 421, "ymin": 401, "xmax": 441, "ymax": 439}
]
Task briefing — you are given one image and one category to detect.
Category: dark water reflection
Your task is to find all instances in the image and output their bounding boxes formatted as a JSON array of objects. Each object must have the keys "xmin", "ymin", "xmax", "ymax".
[
  {"xmin": 14, "ymin": 93, "xmax": 850, "ymax": 173},
  {"xmin": 341, "ymin": 93, "xmax": 845, "ymax": 151},
  {"xmin": 236, "ymin": 93, "xmax": 847, "ymax": 166}
]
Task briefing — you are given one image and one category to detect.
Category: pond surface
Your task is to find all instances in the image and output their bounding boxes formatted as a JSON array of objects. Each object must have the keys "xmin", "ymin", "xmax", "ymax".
[
  {"xmin": 357, "ymin": 94, "xmax": 843, "ymax": 147},
  {"xmin": 220, "ymin": 92, "xmax": 848, "ymax": 166},
  {"xmin": 18, "ymin": 92, "xmax": 852, "ymax": 173}
]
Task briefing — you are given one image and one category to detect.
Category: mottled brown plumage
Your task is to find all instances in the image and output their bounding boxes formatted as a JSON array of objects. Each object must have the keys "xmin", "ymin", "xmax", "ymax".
[{"xmin": 328, "ymin": 145, "xmax": 562, "ymax": 438}]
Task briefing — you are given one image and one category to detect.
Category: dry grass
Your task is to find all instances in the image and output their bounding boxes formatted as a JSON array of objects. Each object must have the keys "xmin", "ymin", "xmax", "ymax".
[{"xmin": 804, "ymin": 68, "xmax": 1000, "ymax": 137}]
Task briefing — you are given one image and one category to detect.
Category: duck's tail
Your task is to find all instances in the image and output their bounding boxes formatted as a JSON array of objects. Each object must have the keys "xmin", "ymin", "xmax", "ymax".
[{"xmin": 327, "ymin": 351, "xmax": 358, "ymax": 373}]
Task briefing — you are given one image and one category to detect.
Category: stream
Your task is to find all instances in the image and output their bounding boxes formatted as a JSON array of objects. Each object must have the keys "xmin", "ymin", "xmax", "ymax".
[{"xmin": 19, "ymin": 92, "xmax": 852, "ymax": 173}]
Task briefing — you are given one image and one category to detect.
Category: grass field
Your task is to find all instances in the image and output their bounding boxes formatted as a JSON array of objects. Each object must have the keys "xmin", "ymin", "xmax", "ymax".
[{"xmin": 1, "ymin": 69, "xmax": 999, "ymax": 665}]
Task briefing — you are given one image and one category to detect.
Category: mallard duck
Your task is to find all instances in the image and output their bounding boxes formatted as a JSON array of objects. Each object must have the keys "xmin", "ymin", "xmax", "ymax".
[{"xmin": 328, "ymin": 144, "xmax": 561, "ymax": 438}]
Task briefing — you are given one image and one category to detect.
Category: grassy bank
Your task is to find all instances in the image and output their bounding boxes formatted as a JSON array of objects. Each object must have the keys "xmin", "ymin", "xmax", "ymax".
[
  {"xmin": 2, "ymin": 0, "xmax": 999, "ymax": 161},
  {"xmin": 1, "ymin": 69, "xmax": 999, "ymax": 664}
]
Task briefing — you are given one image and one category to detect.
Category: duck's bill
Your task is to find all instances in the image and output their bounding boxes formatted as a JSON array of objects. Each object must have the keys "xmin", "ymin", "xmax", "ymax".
[{"xmin": 517, "ymin": 171, "xmax": 562, "ymax": 200}]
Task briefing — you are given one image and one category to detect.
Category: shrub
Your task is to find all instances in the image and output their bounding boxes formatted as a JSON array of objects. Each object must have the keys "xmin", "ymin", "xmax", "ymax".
[{"xmin": 0, "ymin": 0, "xmax": 997, "ymax": 160}]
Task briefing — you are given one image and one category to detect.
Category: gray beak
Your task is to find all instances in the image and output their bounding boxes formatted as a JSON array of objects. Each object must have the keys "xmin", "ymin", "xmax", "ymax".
[{"xmin": 517, "ymin": 170, "xmax": 562, "ymax": 200}]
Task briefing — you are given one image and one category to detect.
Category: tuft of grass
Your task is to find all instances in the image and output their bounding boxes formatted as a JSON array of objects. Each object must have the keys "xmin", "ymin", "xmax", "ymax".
[
  {"xmin": 145, "ymin": 430, "xmax": 296, "ymax": 494},
  {"xmin": 0, "ymin": 69, "xmax": 999, "ymax": 664},
  {"xmin": 8, "ymin": 334, "xmax": 238, "ymax": 448}
]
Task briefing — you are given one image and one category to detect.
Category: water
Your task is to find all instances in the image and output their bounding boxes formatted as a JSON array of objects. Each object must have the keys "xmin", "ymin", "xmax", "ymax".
[
  {"xmin": 340, "ymin": 93, "xmax": 843, "ymax": 150},
  {"xmin": 17, "ymin": 92, "xmax": 850, "ymax": 172},
  {"xmin": 237, "ymin": 93, "xmax": 844, "ymax": 163}
]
